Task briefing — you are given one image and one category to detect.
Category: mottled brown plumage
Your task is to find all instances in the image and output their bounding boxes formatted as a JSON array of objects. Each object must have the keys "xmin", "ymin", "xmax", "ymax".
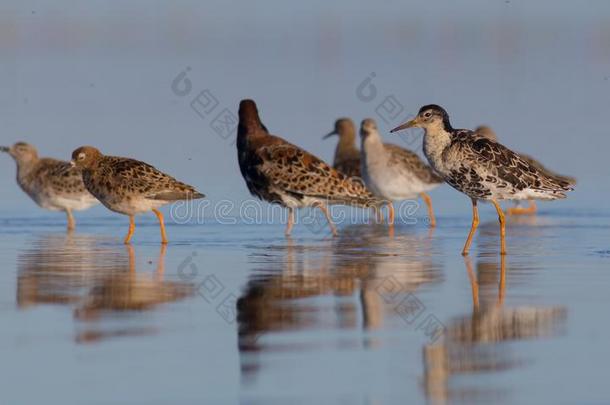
[
  {"xmin": 71, "ymin": 146, "xmax": 205, "ymax": 244},
  {"xmin": 323, "ymin": 118, "xmax": 362, "ymax": 178},
  {"xmin": 391, "ymin": 105, "xmax": 573, "ymax": 255},
  {"xmin": 237, "ymin": 100, "xmax": 381, "ymax": 236},
  {"xmin": 434, "ymin": 130, "xmax": 573, "ymax": 201},
  {"xmin": 475, "ymin": 126, "xmax": 576, "ymax": 186},
  {"xmin": 475, "ymin": 125, "xmax": 576, "ymax": 216},
  {"xmin": 2, "ymin": 142, "xmax": 98, "ymax": 230}
]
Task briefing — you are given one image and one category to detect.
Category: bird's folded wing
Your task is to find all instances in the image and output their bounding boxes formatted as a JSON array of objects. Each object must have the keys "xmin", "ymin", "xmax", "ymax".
[
  {"xmin": 459, "ymin": 134, "xmax": 572, "ymax": 191},
  {"xmin": 385, "ymin": 144, "xmax": 444, "ymax": 184},
  {"xmin": 111, "ymin": 157, "xmax": 201, "ymax": 200},
  {"xmin": 519, "ymin": 154, "xmax": 577, "ymax": 186},
  {"xmin": 257, "ymin": 143, "xmax": 376, "ymax": 202}
]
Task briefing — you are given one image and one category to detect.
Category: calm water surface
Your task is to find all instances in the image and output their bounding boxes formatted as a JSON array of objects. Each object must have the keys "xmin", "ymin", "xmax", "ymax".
[{"xmin": 0, "ymin": 209, "xmax": 608, "ymax": 404}]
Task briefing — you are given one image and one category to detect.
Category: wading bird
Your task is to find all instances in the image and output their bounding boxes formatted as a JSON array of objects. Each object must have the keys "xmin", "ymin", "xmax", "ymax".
[
  {"xmin": 237, "ymin": 100, "xmax": 381, "ymax": 236},
  {"xmin": 391, "ymin": 105, "xmax": 573, "ymax": 255},
  {"xmin": 2, "ymin": 142, "xmax": 98, "ymax": 230},
  {"xmin": 71, "ymin": 146, "xmax": 204, "ymax": 244},
  {"xmin": 360, "ymin": 118, "xmax": 442, "ymax": 227}
]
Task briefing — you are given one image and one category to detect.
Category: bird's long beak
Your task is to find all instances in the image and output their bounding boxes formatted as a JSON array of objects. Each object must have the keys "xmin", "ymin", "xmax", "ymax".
[
  {"xmin": 70, "ymin": 160, "xmax": 76, "ymax": 168},
  {"xmin": 322, "ymin": 130, "xmax": 337, "ymax": 140},
  {"xmin": 0, "ymin": 146, "xmax": 9, "ymax": 153},
  {"xmin": 390, "ymin": 118, "xmax": 418, "ymax": 133}
]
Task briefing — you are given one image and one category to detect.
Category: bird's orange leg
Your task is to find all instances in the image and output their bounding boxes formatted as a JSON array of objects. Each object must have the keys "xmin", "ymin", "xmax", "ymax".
[
  {"xmin": 66, "ymin": 209, "xmax": 75, "ymax": 231},
  {"xmin": 285, "ymin": 207, "xmax": 295, "ymax": 236},
  {"xmin": 152, "ymin": 209, "xmax": 168, "ymax": 244},
  {"xmin": 507, "ymin": 200, "xmax": 537, "ymax": 216},
  {"xmin": 317, "ymin": 204, "xmax": 338, "ymax": 237},
  {"xmin": 491, "ymin": 199, "xmax": 507, "ymax": 255},
  {"xmin": 124, "ymin": 215, "xmax": 136, "ymax": 244},
  {"xmin": 462, "ymin": 198, "xmax": 479, "ymax": 256},
  {"xmin": 387, "ymin": 202, "xmax": 395, "ymax": 226},
  {"xmin": 420, "ymin": 193, "xmax": 436, "ymax": 228}
]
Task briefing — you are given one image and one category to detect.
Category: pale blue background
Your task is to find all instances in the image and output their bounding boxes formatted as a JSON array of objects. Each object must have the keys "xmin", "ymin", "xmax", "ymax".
[{"xmin": 1, "ymin": 0, "xmax": 609, "ymax": 217}]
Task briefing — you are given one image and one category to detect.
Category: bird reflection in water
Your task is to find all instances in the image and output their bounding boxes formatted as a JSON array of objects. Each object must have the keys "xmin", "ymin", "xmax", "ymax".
[
  {"xmin": 422, "ymin": 256, "xmax": 567, "ymax": 404},
  {"xmin": 237, "ymin": 225, "xmax": 442, "ymax": 379},
  {"xmin": 17, "ymin": 234, "xmax": 193, "ymax": 343}
]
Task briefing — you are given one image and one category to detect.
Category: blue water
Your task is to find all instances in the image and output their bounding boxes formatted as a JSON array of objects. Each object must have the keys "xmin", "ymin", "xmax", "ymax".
[{"xmin": 0, "ymin": 208, "xmax": 608, "ymax": 404}]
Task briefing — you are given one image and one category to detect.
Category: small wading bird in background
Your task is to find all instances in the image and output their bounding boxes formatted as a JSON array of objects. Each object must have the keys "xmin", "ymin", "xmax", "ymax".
[
  {"xmin": 236, "ymin": 99, "xmax": 382, "ymax": 236},
  {"xmin": 391, "ymin": 105, "xmax": 573, "ymax": 255},
  {"xmin": 359, "ymin": 118, "xmax": 443, "ymax": 227},
  {"xmin": 1, "ymin": 142, "xmax": 98, "ymax": 230},
  {"xmin": 323, "ymin": 118, "xmax": 362, "ymax": 178},
  {"xmin": 323, "ymin": 117, "xmax": 385, "ymax": 223},
  {"xmin": 475, "ymin": 125, "xmax": 577, "ymax": 216},
  {"xmin": 71, "ymin": 146, "xmax": 205, "ymax": 244}
]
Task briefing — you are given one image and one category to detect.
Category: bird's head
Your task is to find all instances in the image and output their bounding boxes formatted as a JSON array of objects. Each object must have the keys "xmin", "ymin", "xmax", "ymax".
[
  {"xmin": 359, "ymin": 118, "xmax": 379, "ymax": 139},
  {"xmin": 323, "ymin": 118, "xmax": 355, "ymax": 140},
  {"xmin": 238, "ymin": 99, "xmax": 266, "ymax": 132},
  {"xmin": 475, "ymin": 125, "xmax": 497, "ymax": 142},
  {"xmin": 390, "ymin": 105, "xmax": 452, "ymax": 133},
  {"xmin": 71, "ymin": 146, "xmax": 102, "ymax": 169},
  {"xmin": 1, "ymin": 142, "xmax": 38, "ymax": 164}
]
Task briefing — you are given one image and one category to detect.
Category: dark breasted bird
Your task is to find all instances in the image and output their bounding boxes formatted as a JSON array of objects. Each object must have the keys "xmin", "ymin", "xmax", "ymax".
[{"xmin": 236, "ymin": 99, "xmax": 382, "ymax": 236}]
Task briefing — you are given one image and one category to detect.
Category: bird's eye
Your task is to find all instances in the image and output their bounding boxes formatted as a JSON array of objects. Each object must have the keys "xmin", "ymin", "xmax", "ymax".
[
  {"xmin": 424, "ymin": 112, "xmax": 432, "ymax": 118},
  {"xmin": 78, "ymin": 153, "xmax": 86, "ymax": 161}
]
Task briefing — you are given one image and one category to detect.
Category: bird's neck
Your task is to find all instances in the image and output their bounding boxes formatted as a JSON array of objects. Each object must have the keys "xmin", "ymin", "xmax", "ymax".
[
  {"xmin": 237, "ymin": 121, "xmax": 266, "ymax": 143},
  {"xmin": 14, "ymin": 158, "xmax": 38, "ymax": 180},
  {"xmin": 335, "ymin": 133, "xmax": 358, "ymax": 157},
  {"xmin": 423, "ymin": 126, "xmax": 452, "ymax": 168},
  {"xmin": 361, "ymin": 132, "xmax": 386, "ymax": 162}
]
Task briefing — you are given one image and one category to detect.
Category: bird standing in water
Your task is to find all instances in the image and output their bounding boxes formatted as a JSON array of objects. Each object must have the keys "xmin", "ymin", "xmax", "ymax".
[
  {"xmin": 2, "ymin": 142, "xmax": 98, "ymax": 230},
  {"xmin": 360, "ymin": 118, "xmax": 442, "ymax": 227},
  {"xmin": 236, "ymin": 99, "xmax": 381, "ymax": 236},
  {"xmin": 71, "ymin": 146, "xmax": 205, "ymax": 244},
  {"xmin": 475, "ymin": 125, "xmax": 576, "ymax": 216},
  {"xmin": 391, "ymin": 105, "xmax": 573, "ymax": 255}
]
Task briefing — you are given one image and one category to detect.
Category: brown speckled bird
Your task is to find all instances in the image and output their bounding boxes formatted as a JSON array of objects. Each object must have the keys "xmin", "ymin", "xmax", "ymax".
[
  {"xmin": 323, "ymin": 118, "xmax": 362, "ymax": 178},
  {"xmin": 1, "ymin": 142, "xmax": 98, "ymax": 230},
  {"xmin": 476, "ymin": 125, "xmax": 577, "ymax": 216},
  {"xmin": 71, "ymin": 146, "xmax": 205, "ymax": 244},
  {"xmin": 236, "ymin": 99, "xmax": 382, "ymax": 236},
  {"xmin": 391, "ymin": 105, "xmax": 573, "ymax": 255}
]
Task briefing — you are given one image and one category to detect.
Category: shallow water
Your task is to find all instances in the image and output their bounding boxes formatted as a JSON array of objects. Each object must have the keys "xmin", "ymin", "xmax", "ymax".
[{"xmin": 0, "ymin": 209, "xmax": 609, "ymax": 404}]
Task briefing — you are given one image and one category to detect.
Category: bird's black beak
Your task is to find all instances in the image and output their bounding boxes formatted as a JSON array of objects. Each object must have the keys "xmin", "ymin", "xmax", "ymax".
[
  {"xmin": 390, "ymin": 118, "xmax": 418, "ymax": 133},
  {"xmin": 322, "ymin": 130, "xmax": 337, "ymax": 140},
  {"xmin": 0, "ymin": 146, "xmax": 9, "ymax": 153}
]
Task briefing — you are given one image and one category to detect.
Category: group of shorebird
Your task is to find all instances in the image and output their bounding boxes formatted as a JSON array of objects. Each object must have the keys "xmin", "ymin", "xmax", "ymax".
[{"xmin": 2, "ymin": 100, "xmax": 574, "ymax": 255}]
